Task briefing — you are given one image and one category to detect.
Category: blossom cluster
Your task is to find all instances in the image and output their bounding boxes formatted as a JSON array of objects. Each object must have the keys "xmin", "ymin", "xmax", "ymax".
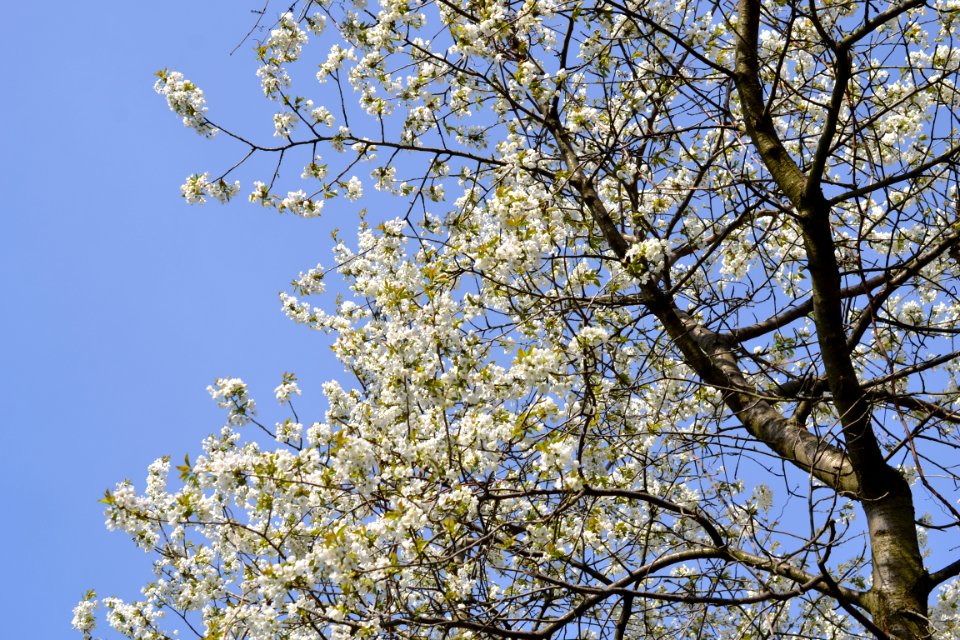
[
  {"xmin": 180, "ymin": 172, "xmax": 240, "ymax": 204},
  {"xmin": 154, "ymin": 70, "xmax": 217, "ymax": 137}
]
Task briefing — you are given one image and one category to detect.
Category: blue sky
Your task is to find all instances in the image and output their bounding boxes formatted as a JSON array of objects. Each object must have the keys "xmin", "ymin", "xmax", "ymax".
[{"xmin": 1, "ymin": 3, "xmax": 341, "ymax": 635}]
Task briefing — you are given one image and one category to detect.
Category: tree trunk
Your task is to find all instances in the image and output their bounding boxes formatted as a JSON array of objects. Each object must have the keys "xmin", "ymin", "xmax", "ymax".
[
  {"xmin": 731, "ymin": 0, "xmax": 934, "ymax": 635},
  {"xmin": 863, "ymin": 478, "xmax": 931, "ymax": 638}
]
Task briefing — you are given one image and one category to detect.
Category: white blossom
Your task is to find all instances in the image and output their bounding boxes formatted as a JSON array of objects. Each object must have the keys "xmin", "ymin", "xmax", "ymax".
[{"xmin": 154, "ymin": 70, "xmax": 217, "ymax": 137}]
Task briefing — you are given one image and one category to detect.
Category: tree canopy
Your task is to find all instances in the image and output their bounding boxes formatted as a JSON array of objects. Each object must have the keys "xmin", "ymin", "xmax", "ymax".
[{"xmin": 77, "ymin": 0, "xmax": 960, "ymax": 637}]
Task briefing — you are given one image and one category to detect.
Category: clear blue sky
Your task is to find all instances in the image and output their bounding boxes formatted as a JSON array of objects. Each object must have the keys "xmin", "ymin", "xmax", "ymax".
[{"xmin": 1, "ymin": 3, "xmax": 340, "ymax": 635}]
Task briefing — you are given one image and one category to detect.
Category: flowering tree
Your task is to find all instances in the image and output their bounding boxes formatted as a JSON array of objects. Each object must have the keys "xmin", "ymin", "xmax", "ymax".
[{"xmin": 75, "ymin": 0, "xmax": 960, "ymax": 638}]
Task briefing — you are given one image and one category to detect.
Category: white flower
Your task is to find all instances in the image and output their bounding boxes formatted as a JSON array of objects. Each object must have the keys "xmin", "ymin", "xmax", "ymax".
[
  {"xmin": 306, "ymin": 12, "xmax": 327, "ymax": 35},
  {"xmin": 317, "ymin": 45, "xmax": 356, "ymax": 83},
  {"xmin": 154, "ymin": 70, "xmax": 217, "ymax": 137},
  {"xmin": 275, "ymin": 419, "xmax": 303, "ymax": 442},
  {"xmin": 267, "ymin": 13, "xmax": 308, "ymax": 63},
  {"xmin": 249, "ymin": 181, "xmax": 274, "ymax": 207},
  {"xmin": 573, "ymin": 325, "xmax": 610, "ymax": 348},
  {"xmin": 71, "ymin": 595, "xmax": 97, "ymax": 634},
  {"xmin": 273, "ymin": 112, "xmax": 296, "ymax": 137},
  {"xmin": 310, "ymin": 105, "xmax": 335, "ymax": 127},
  {"xmin": 279, "ymin": 190, "xmax": 324, "ymax": 217},
  {"xmin": 180, "ymin": 173, "xmax": 240, "ymax": 204},
  {"xmin": 344, "ymin": 176, "xmax": 363, "ymax": 200},
  {"xmin": 372, "ymin": 165, "xmax": 396, "ymax": 191},
  {"xmin": 274, "ymin": 375, "xmax": 302, "ymax": 403},
  {"xmin": 302, "ymin": 156, "xmax": 328, "ymax": 180},
  {"xmin": 207, "ymin": 377, "xmax": 256, "ymax": 425}
]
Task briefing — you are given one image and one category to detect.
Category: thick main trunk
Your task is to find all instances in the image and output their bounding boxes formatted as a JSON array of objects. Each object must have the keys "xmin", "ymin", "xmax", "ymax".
[
  {"xmin": 862, "ymin": 478, "xmax": 931, "ymax": 638},
  {"xmin": 731, "ymin": 0, "xmax": 933, "ymax": 635},
  {"xmin": 804, "ymin": 210, "xmax": 930, "ymax": 637}
]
